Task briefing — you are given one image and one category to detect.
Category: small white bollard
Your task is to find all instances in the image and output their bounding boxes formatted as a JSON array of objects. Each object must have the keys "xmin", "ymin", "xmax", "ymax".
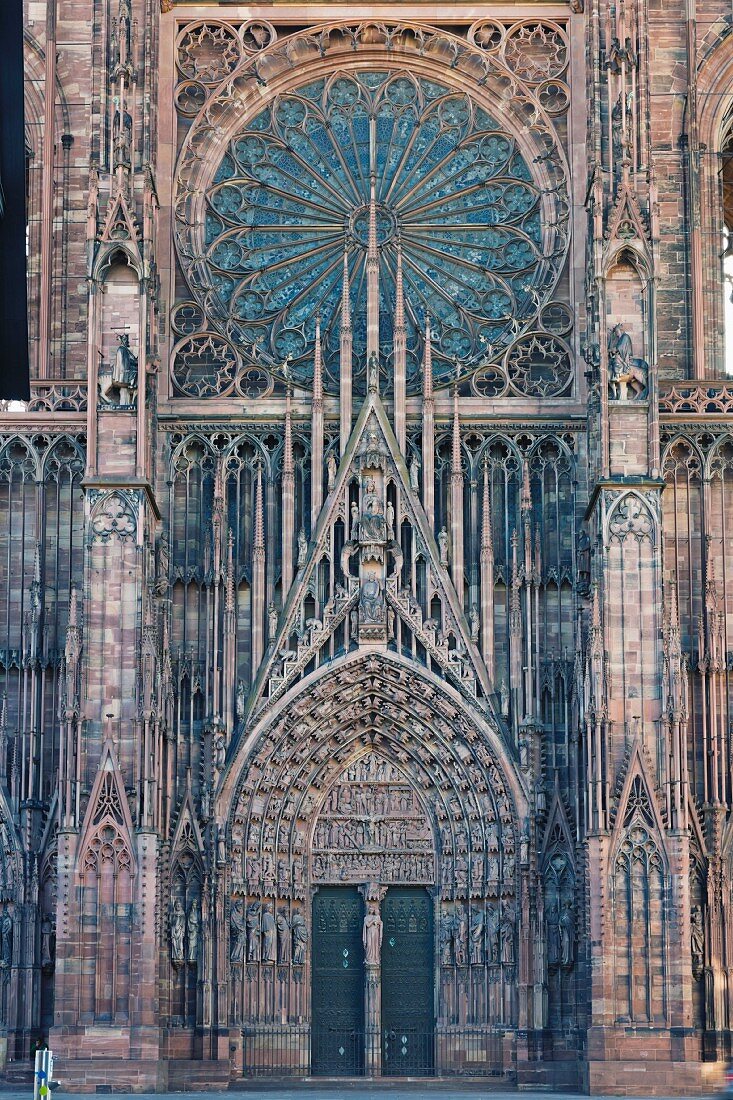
[{"xmin": 33, "ymin": 1049, "xmax": 55, "ymax": 1100}]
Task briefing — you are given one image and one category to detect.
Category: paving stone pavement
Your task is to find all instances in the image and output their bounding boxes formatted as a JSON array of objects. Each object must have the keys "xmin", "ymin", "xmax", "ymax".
[{"xmin": 1, "ymin": 1090, "xmax": 716, "ymax": 1100}]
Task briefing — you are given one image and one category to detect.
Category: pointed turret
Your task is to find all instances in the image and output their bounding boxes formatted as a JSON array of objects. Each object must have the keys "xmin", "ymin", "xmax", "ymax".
[
  {"xmin": 311, "ymin": 317, "xmax": 324, "ymax": 526},
  {"xmin": 339, "ymin": 247, "xmax": 353, "ymax": 454},
  {"xmin": 393, "ymin": 242, "xmax": 406, "ymax": 453}
]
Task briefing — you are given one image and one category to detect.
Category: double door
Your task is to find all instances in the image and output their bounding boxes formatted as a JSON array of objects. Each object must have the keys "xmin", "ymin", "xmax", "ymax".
[{"xmin": 311, "ymin": 886, "xmax": 434, "ymax": 1076}]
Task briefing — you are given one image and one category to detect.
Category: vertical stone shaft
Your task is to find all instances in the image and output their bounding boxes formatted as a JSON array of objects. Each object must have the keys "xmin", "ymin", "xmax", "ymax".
[
  {"xmin": 366, "ymin": 119, "xmax": 380, "ymax": 363},
  {"xmin": 339, "ymin": 249, "xmax": 353, "ymax": 454},
  {"xmin": 251, "ymin": 464, "xmax": 265, "ymax": 680},
  {"xmin": 281, "ymin": 385, "xmax": 294, "ymax": 595},
  {"xmin": 211, "ymin": 462, "xmax": 224, "ymax": 721},
  {"xmin": 450, "ymin": 383, "xmax": 464, "ymax": 599},
  {"xmin": 509, "ymin": 530, "xmax": 522, "ymax": 742},
  {"xmin": 521, "ymin": 463, "xmax": 533, "ymax": 720},
  {"xmin": 222, "ymin": 531, "xmax": 236, "ymax": 735},
  {"xmin": 311, "ymin": 318, "xmax": 324, "ymax": 528},
  {"xmin": 421, "ymin": 320, "xmax": 435, "ymax": 527},
  {"xmin": 393, "ymin": 244, "xmax": 406, "ymax": 453},
  {"xmin": 38, "ymin": 0, "xmax": 57, "ymax": 374},
  {"xmin": 480, "ymin": 462, "xmax": 495, "ymax": 681}
]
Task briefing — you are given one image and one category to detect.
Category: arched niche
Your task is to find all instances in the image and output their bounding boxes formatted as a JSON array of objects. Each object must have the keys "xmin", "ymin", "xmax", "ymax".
[
  {"xmin": 99, "ymin": 253, "xmax": 140, "ymax": 370},
  {"xmin": 604, "ymin": 249, "xmax": 648, "ymax": 366}
]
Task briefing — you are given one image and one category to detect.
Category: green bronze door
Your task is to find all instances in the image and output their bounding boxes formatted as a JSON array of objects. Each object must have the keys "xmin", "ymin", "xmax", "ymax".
[
  {"xmin": 381, "ymin": 886, "xmax": 435, "ymax": 1075},
  {"xmin": 311, "ymin": 886, "xmax": 365, "ymax": 1075}
]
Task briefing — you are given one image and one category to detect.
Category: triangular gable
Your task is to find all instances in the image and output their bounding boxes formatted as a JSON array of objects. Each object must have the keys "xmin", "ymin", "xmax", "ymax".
[
  {"xmin": 170, "ymin": 780, "xmax": 205, "ymax": 866},
  {"xmin": 541, "ymin": 778, "xmax": 575, "ymax": 871},
  {"xmin": 604, "ymin": 176, "xmax": 652, "ymax": 272},
  {"xmin": 78, "ymin": 740, "xmax": 136, "ymax": 871},
  {"xmin": 247, "ymin": 387, "xmax": 490, "ymax": 721},
  {"xmin": 610, "ymin": 736, "xmax": 668, "ymax": 857},
  {"xmin": 100, "ymin": 185, "xmax": 141, "ymax": 248}
]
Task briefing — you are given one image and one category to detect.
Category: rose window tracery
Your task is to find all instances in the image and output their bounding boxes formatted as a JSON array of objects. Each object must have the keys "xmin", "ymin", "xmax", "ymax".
[{"xmin": 174, "ymin": 54, "xmax": 569, "ymax": 398}]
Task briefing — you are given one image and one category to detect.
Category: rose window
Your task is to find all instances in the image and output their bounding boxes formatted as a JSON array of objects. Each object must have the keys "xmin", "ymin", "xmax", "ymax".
[{"xmin": 178, "ymin": 66, "xmax": 568, "ymax": 395}]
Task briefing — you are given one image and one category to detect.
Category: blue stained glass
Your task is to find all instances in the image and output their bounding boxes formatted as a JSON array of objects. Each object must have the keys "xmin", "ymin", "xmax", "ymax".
[{"xmin": 198, "ymin": 70, "xmax": 559, "ymax": 393}]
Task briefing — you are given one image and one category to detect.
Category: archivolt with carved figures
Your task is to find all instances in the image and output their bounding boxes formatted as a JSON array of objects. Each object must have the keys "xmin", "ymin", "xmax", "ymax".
[{"xmin": 218, "ymin": 650, "xmax": 528, "ymax": 1026}]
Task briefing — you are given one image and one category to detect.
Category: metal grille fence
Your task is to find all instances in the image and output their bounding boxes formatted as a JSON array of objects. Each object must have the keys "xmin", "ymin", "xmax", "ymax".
[{"xmin": 242, "ymin": 1025, "xmax": 508, "ymax": 1078}]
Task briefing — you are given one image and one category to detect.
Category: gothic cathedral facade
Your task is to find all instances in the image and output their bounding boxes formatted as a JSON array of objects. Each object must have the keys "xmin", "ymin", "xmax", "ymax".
[{"xmin": 8, "ymin": 0, "xmax": 733, "ymax": 1091}]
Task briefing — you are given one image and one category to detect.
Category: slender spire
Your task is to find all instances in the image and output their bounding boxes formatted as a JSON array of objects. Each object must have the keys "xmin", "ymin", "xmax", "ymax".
[
  {"xmin": 254, "ymin": 463, "xmax": 265, "ymax": 556},
  {"xmin": 225, "ymin": 529, "xmax": 235, "ymax": 613},
  {"xmin": 311, "ymin": 317, "xmax": 324, "ymax": 527},
  {"xmin": 421, "ymin": 316, "xmax": 435, "ymax": 526},
  {"xmin": 480, "ymin": 460, "xmax": 495, "ymax": 680},
  {"xmin": 340, "ymin": 246, "xmax": 353, "ymax": 455},
  {"xmin": 481, "ymin": 463, "xmax": 493, "ymax": 556},
  {"xmin": 451, "ymin": 380, "xmax": 461, "ymax": 476},
  {"xmin": 423, "ymin": 316, "xmax": 433, "ymax": 400},
  {"xmin": 283, "ymin": 383, "xmax": 294, "ymax": 477},
  {"xmin": 395, "ymin": 242, "xmax": 405, "ymax": 330},
  {"xmin": 282, "ymin": 383, "xmax": 295, "ymax": 594},
  {"xmin": 341, "ymin": 247, "xmax": 352, "ymax": 332},
  {"xmin": 251, "ymin": 462, "xmax": 265, "ymax": 680},
  {"xmin": 313, "ymin": 316, "xmax": 323, "ymax": 406},
  {"xmin": 450, "ymin": 376, "xmax": 464, "ymax": 594},
  {"xmin": 68, "ymin": 582, "xmax": 79, "ymax": 629},
  {"xmin": 366, "ymin": 117, "xmax": 380, "ymax": 363},
  {"xmin": 521, "ymin": 460, "xmax": 532, "ymax": 516},
  {"xmin": 393, "ymin": 242, "xmax": 406, "ymax": 452}
]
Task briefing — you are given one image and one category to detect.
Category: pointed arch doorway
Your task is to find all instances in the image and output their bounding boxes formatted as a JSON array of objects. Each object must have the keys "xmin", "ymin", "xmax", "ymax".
[{"xmin": 310, "ymin": 751, "xmax": 436, "ymax": 1075}]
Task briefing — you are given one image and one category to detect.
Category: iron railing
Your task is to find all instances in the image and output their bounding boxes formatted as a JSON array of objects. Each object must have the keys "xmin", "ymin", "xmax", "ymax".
[{"xmin": 242, "ymin": 1024, "xmax": 508, "ymax": 1078}]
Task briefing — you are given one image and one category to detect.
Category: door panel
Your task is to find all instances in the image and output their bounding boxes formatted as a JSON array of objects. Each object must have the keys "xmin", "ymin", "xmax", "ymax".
[
  {"xmin": 311, "ymin": 886, "xmax": 364, "ymax": 1075},
  {"xmin": 381, "ymin": 886, "xmax": 434, "ymax": 1075}
]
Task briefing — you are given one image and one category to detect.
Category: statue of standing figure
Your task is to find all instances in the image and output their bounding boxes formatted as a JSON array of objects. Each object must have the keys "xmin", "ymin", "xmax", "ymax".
[
  {"xmin": 230, "ymin": 899, "xmax": 247, "ymax": 965},
  {"xmin": 297, "ymin": 528, "xmax": 308, "ymax": 568},
  {"xmin": 363, "ymin": 904, "xmax": 383, "ymax": 965},
  {"xmin": 559, "ymin": 900, "xmax": 575, "ymax": 967},
  {"xmin": 268, "ymin": 602, "xmax": 278, "ymax": 642},
  {"xmin": 470, "ymin": 907, "xmax": 484, "ymax": 965},
  {"xmin": 0, "ymin": 911, "xmax": 12, "ymax": 970},
  {"xmin": 170, "ymin": 899, "xmax": 185, "ymax": 965},
  {"xmin": 409, "ymin": 454, "xmax": 420, "ymax": 491},
  {"xmin": 327, "ymin": 453, "xmax": 338, "ymax": 492},
  {"xmin": 291, "ymin": 908, "xmax": 308, "ymax": 964},
  {"xmin": 276, "ymin": 907, "xmax": 291, "ymax": 964},
  {"xmin": 246, "ymin": 902, "xmax": 262, "ymax": 961},
  {"xmin": 261, "ymin": 903, "xmax": 276, "ymax": 963},
  {"xmin": 187, "ymin": 901, "xmax": 200, "ymax": 964},
  {"xmin": 100, "ymin": 332, "xmax": 138, "ymax": 405},
  {"xmin": 438, "ymin": 526, "xmax": 449, "ymax": 567}
]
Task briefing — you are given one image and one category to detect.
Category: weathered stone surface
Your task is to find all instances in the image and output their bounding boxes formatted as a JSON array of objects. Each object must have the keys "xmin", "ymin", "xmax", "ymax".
[{"xmin": 5, "ymin": 0, "xmax": 733, "ymax": 1092}]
